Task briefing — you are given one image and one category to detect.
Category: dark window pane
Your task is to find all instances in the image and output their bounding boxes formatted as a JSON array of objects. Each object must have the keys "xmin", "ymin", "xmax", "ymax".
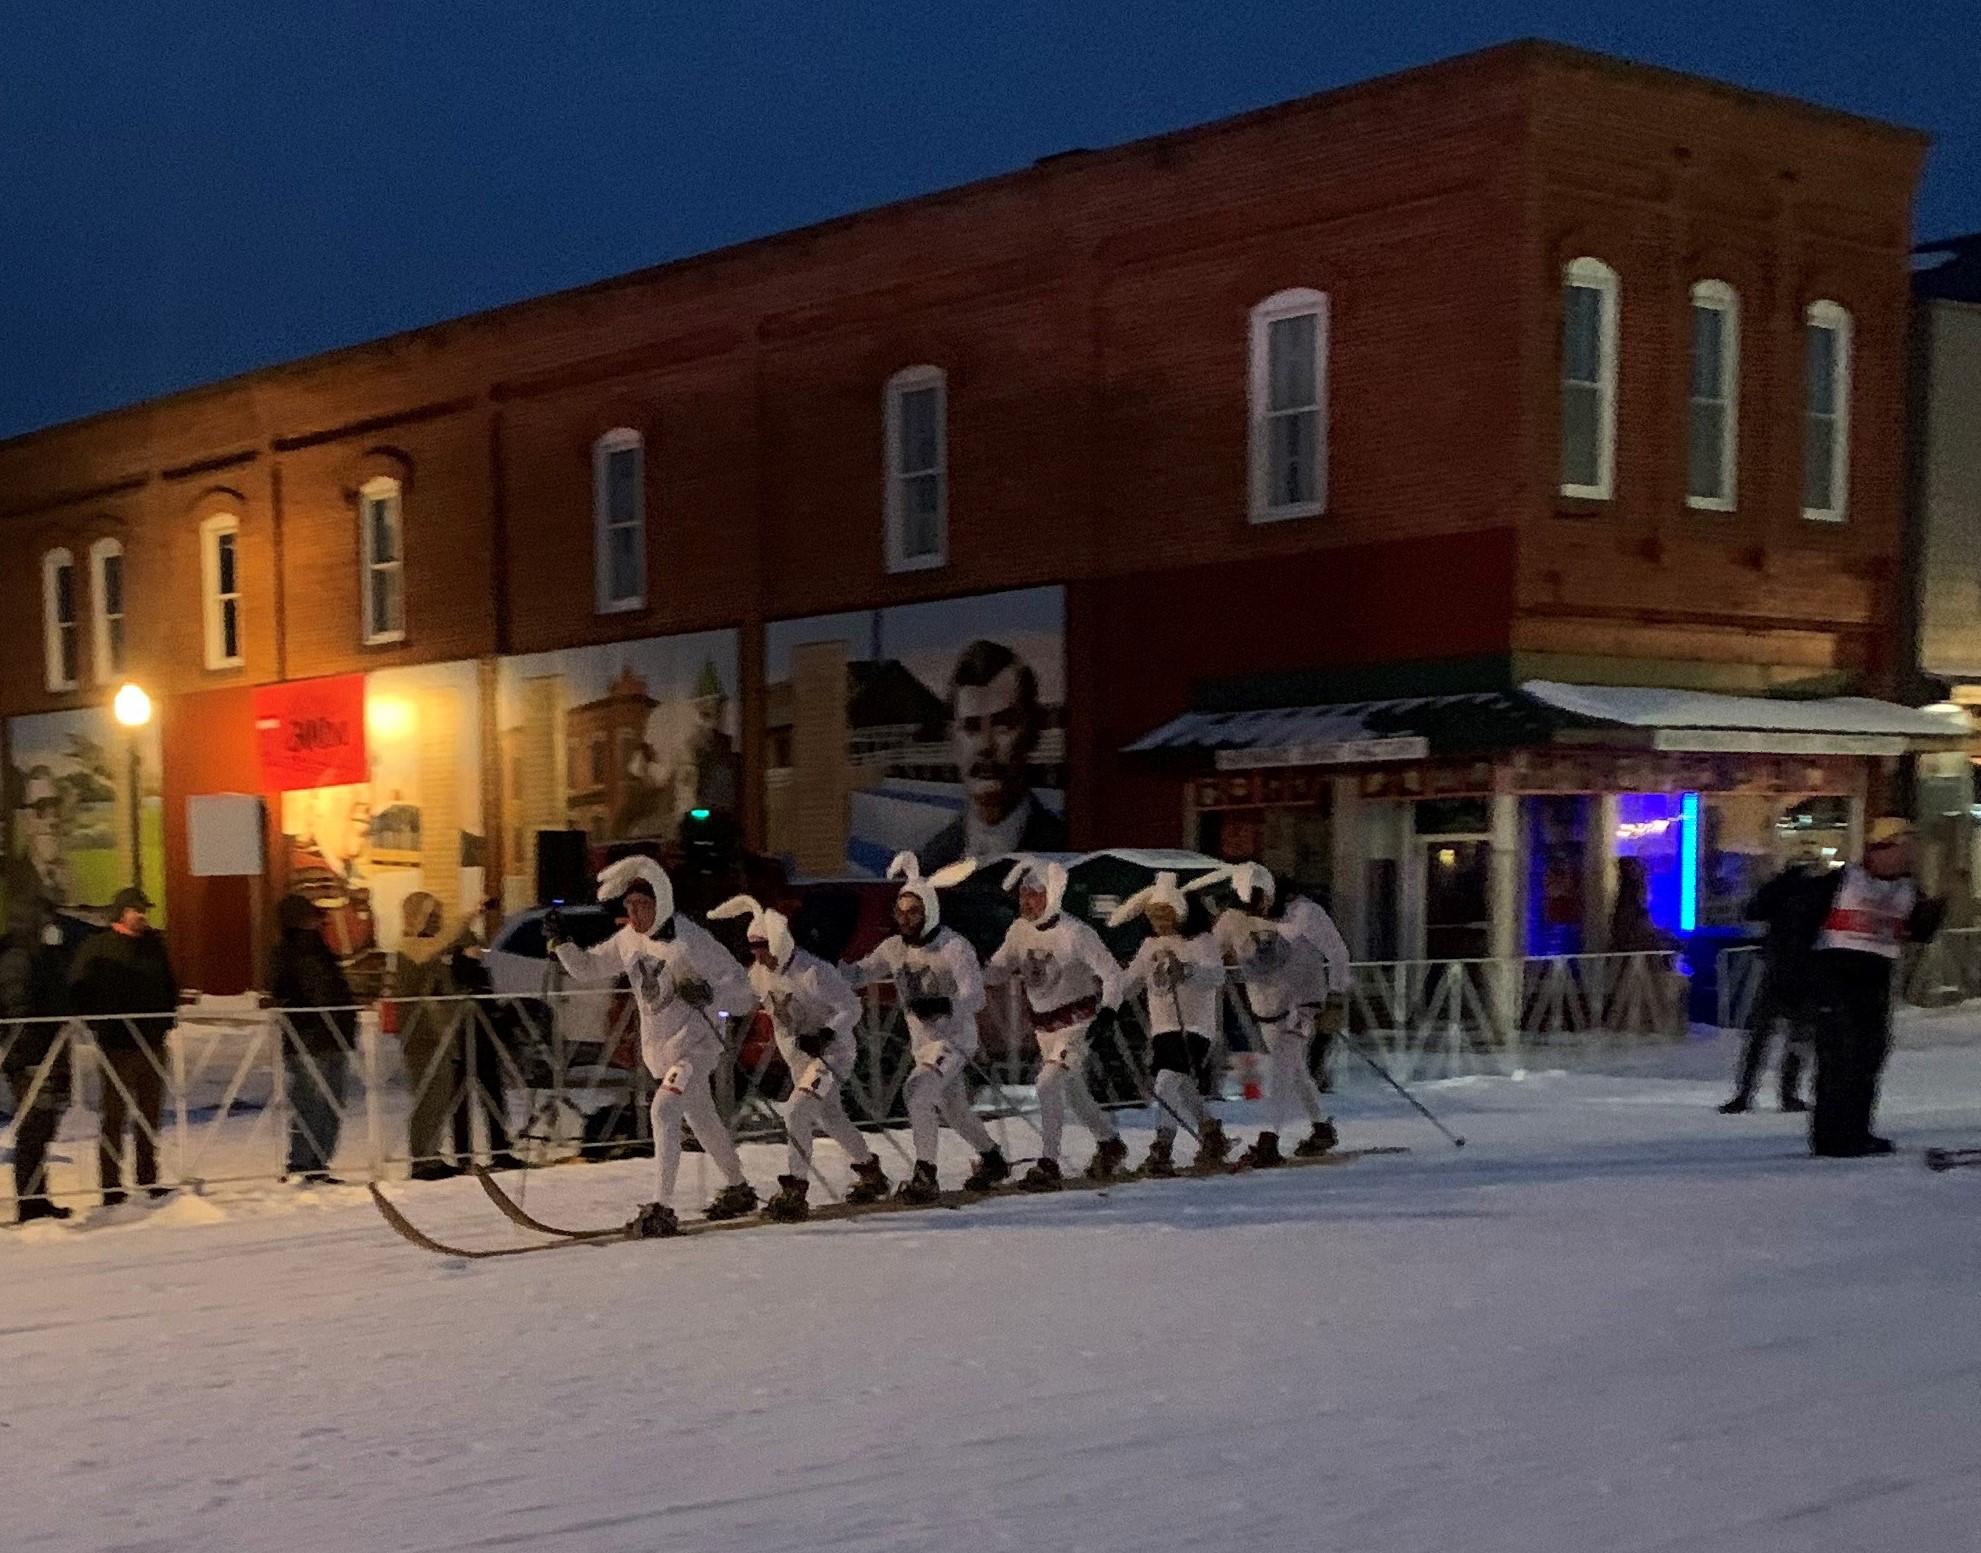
[
  {"xmin": 1690, "ymin": 305, "xmax": 1724, "ymax": 399},
  {"xmin": 1560, "ymin": 384, "xmax": 1599, "ymax": 488},
  {"xmin": 59, "ymin": 624, "xmax": 77, "ymax": 685},
  {"xmin": 54, "ymin": 562, "xmax": 75, "ymax": 624},
  {"xmin": 1805, "ymin": 324, "xmax": 1836, "ymax": 413},
  {"xmin": 607, "ymin": 447, "xmax": 640, "ymax": 525},
  {"xmin": 1268, "ymin": 313, "xmax": 1318, "ymax": 410},
  {"xmin": 1688, "ymin": 400, "xmax": 1724, "ymax": 500},
  {"xmin": 898, "ymin": 386, "xmax": 940, "ymax": 474},
  {"xmin": 1804, "ymin": 417, "xmax": 1835, "ymax": 511},
  {"xmin": 102, "ymin": 553, "xmax": 124, "ymax": 616},
  {"xmin": 1268, "ymin": 411, "xmax": 1318, "ymax": 506},
  {"xmin": 108, "ymin": 614, "xmax": 125, "ymax": 674},
  {"xmin": 222, "ymin": 599, "xmax": 240, "ymax": 662},
  {"xmin": 608, "ymin": 523, "xmax": 640, "ymax": 600},
  {"xmin": 1562, "ymin": 285, "xmax": 1602, "ymax": 382},
  {"xmin": 217, "ymin": 531, "xmax": 237, "ymax": 595}
]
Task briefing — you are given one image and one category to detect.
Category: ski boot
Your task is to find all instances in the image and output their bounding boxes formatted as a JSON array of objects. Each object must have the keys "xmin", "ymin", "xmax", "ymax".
[
  {"xmin": 845, "ymin": 1158, "xmax": 890, "ymax": 1204},
  {"xmin": 1141, "ymin": 1133, "xmax": 1178, "ymax": 1178},
  {"xmin": 1780, "ymin": 1095, "xmax": 1809, "ymax": 1114},
  {"xmin": 896, "ymin": 1160, "xmax": 942, "ymax": 1204},
  {"xmin": 1717, "ymin": 1096, "xmax": 1751, "ymax": 1115},
  {"xmin": 1192, "ymin": 1119, "xmax": 1232, "ymax": 1172},
  {"xmin": 703, "ymin": 1181, "xmax": 760, "ymax": 1221},
  {"xmin": 1240, "ymin": 1131, "xmax": 1284, "ymax": 1169},
  {"xmin": 764, "ymin": 1175, "xmax": 811, "ymax": 1223},
  {"xmin": 1084, "ymin": 1136, "xmax": 1130, "ymax": 1180},
  {"xmin": 14, "ymin": 1199, "xmax": 72, "ymax": 1225},
  {"xmin": 964, "ymin": 1146, "xmax": 1011, "ymax": 1192},
  {"xmin": 628, "ymin": 1201, "xmax": 681, "ymax": 1239},
  {"xmin": 1293, "ymin": 1120, "xmax": 1339, "ymax": 1158},
  {"xmin": 1019, "ymin": 1157, "xmax": 1063, "ymax": 1192}
]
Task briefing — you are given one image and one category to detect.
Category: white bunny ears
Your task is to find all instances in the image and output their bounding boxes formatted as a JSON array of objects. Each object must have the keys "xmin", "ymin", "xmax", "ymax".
[
  {"xmin": 886, "ymin": 851, "xmax": 975, "ymax": 933},
  {"xmin": 1107, "ymin": 870, "xmax": 1188, "ymax": 929},
  {"xmin": 1001, "ymin": 855, "xmax": 1069, "ymax": 919},
  {"xmin": 1185, "ymin": 861, "xmax": 1275, "ymax": 909},
  {"xmin": 596, "ymin": 855, "xmax": 675, "ymax": 925},
  {"xmin": 709, "ymin": 893, "xmax": 795, "ymax": 968}
]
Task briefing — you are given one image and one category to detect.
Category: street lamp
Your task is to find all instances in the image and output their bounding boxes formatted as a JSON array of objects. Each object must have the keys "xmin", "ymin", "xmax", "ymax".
[{"xmin": 112, "ymin": 683, "xmax": 152, "ymax": 896}]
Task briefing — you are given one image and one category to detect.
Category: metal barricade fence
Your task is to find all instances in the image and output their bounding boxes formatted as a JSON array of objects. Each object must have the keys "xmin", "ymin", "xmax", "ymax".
[{"xmin": 1, "ymin": 948, "xmax": 1698, "ymax": 1213}]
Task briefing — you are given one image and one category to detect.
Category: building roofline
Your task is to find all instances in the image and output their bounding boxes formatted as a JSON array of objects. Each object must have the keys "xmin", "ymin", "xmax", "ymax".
[{"xmin": 0, "ymin": 38, "xmax": 1928, "ymax": 455}]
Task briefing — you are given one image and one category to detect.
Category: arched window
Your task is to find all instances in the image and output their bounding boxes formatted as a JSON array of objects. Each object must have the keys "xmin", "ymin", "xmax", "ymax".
[
  {"xmin": 359, "ymin": 476, "xmax": 405, "ymax": 644},
  {"xmin": 90, "ymin": 537, "xmax": 126, "ymax": 682},
  {"xmin": 1248, "ymin": 288, "xmax": 1329, "ymax": 522},
  {"xmin": 593, "ymin": 428, "xmax": 647, "ymax": 612},
  {"xmin": 1803, "ymin": 300, "xmax": 1852, "ymax": 522},
  {"xmin": 884, "ymin": 365, "xmax": 947, "ymax": 571},
  {"xmin": 1686, "ymin": 280, "xmax": 1739, "ymax": 510},
  {"xmin": 200, "ymin": 514, "xmax": 244, "ymax": 669},
  {"xmin": 42, "ymin": 548, "xmax": 77, "ymax": 692},
  {"xmin": 1560, "ymin": 257, "xmax": 1619, "ymax": 500}
]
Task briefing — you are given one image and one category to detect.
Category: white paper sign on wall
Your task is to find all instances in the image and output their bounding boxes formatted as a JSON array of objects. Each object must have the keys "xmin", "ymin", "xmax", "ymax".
[{"xmin": 188, "ymin": 794, "xmax": 266, "ymax": 878}]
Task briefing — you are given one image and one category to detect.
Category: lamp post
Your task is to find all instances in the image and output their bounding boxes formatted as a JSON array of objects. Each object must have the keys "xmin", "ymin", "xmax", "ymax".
[{"xmin": 112, "ymin": 682, "xmax": 152, "ymax": 896}]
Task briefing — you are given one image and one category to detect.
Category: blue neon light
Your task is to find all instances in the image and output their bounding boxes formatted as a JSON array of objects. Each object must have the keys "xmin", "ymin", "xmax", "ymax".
[{"xmin": 1679, "ymin": 792, "xmax": 1700, "ymax": 933}]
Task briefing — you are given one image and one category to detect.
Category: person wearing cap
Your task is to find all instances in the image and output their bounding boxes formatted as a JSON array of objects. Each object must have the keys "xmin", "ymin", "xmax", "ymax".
[
  {"xmin": 981, "ymin": 856, "xmax": 1128, "ymax": 1189},
  {"xmin": 1197, "ymin": 864, "xmax": 1340, "ymax": 1168},
  {"xmin": 67, "ymin": 886, "xmax": 179, "ymax": 1205},
  {"xmin": 548, "ymin": 856, "xmax": 756, "ymax": 1235},
  {"xmin": 268, "ymin": 893, "xmax": 359, "ymax": 1184},
  {"xmin": 1805, "ymin": 818, "xmax": 1944, "ymax": 1157},
  {"xmin": 1112, "ymin": 873, "xmax": 1231, "ymax": 1175},
  {"xmin": 2, "ymin": 891, "xmax": 75, "ymax": 1222},
  {"xmin": 711, "ymin": 893, "xmax": 887, "ymax": 1220},
  {"xmin": 844, "ymin": 852, "xmax": 1003, "ymax": 1202}
]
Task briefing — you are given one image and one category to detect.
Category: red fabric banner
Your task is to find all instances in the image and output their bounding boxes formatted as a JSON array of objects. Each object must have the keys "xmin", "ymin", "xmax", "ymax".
[{"xmin": 253, "ymin": 675, "xmax": 368, "ymax": 792}]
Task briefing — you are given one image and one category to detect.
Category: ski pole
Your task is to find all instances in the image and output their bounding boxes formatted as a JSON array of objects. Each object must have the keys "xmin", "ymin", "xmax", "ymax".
[{"xmin": 1342, "ymin": 1034, "xmax": 1466, "ymax": 1148}]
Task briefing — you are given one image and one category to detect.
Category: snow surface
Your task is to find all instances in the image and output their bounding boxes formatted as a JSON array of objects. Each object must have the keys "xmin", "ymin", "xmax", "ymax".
[{"xmin": 6, "ymin": 1028, "xmax": 1981, "ymax": 1553}]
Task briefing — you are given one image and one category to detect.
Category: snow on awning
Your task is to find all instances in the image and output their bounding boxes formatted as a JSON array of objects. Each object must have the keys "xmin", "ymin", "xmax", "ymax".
[
  {"xmin": 1521, "ymin": 680, "xmax": 1973, "ymax": 755},
  {"xmin": 1122, "ymin": 694, "xmax": 1537, "ymax": 768}
]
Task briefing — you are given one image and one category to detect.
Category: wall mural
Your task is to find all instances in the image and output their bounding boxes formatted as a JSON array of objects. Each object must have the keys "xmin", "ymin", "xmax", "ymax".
[{"xmin": 4, "ymin": 707, "xmax": 166, "ymax": 923}]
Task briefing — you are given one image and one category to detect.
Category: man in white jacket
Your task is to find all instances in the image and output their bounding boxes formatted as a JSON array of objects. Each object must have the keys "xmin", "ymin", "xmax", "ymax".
[
  {"xmin": 846, "ymin": 853, "xmax": 1004, "ymax": 1202},
  {"xmin": 983, "ymin": 856, "xmax": 1129, "ymax": 1188},
  {"xmin": 1197, "ymin": 864, "xmax": 1341, "ymax": 1167},
  {"xmin": 711, "ymin": 894, "xmax": 888, "ymax": 1220},
  {"xmin": 547, "ymin": 857, "xmax": 756, "ymax": 1236},
  {"xmin": 1112, "ymin": 873, "xmax": 1231, "ymax": 1175}
]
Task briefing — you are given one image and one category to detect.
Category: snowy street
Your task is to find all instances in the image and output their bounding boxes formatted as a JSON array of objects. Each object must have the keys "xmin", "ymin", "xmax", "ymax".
[{"xmin": 6, "ymin": 1029, "xmax": 1981, "ymax": 1553}]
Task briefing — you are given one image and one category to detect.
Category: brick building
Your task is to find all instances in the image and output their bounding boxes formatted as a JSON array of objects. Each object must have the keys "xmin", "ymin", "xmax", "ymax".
[{"xmin": 0, "ymin": 40, "xmax": 1961, "ymax": 995}]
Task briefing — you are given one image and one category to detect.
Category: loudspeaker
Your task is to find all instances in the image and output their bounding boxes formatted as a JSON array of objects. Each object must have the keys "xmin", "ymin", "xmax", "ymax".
[{"xmin": 535, "ymin": 829, "xmax": 591, "ymax": 907}]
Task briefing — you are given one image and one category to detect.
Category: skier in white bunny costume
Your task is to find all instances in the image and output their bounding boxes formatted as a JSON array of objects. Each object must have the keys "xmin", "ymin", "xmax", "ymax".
[
  {"xmin": 845, "ymin": 852, "xmax": 1004, "ymax": 1202},
  {"xmin": 980, "ymin": 855, "xmax": 1129, "ymax": 1188},
  {"xmin": 1195, "ymin": 862, "xmax": 1341, "ymax": 1166},
  {"xmin": 547, "ymin": 856, "xmax": 757, "ymax": 1236},
  {"xmin": 1111, "ymin": 872, "xmax": 1231, "ymax": 1175},
  {"xmin": 710, "ymin": 893, "xmax": 888, "ymax": 1221}
]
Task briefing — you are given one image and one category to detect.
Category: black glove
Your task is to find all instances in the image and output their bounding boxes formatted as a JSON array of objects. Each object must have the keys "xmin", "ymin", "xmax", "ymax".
[
  {"xmin": 675, "ymin": 975, "xmax": 715, "ymax": 1010},
  {"xmin": 906, "ymin": 995, "xmax": 953, "ymax": 1020},
  {"xmin": 795, "ymin": 1029, "xmax": 833, "ymax": 1059},
  {"xmin": 542, "ymin": 907, "xmax": 567, "ymax": 948}
]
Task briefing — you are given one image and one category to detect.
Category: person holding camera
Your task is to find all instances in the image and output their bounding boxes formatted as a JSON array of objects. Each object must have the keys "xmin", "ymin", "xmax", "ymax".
[
  {"xmin": 711, "ymin": 894, "xmax": 886, "ymax": 1220},
  {"xmin": 845, "ymin": 853, "xmax": 1000, "ymax": 1202},
  {"xmin": 548, "ymin": 856, "xmax": 755, "ymax": 1236}
]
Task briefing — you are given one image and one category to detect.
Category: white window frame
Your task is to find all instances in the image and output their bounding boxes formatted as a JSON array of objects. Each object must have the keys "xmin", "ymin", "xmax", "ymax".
[
  {"xmin": 200, "ymin": 514, "xmax": 244, "ymax": 670},
  {"xmin": 89, "ymin": 537, "xmax": 126, "ymax": 684},
  {"xmin": 1559, "ymin": 256, "xmax": 1620, "ymax": 501},
  {"xmin": 1802, "ymin": 300, "xmax": 1852, "ymax": 523},
  {"xmin": 42, "ymin": 548, "xmax": 78, "ymax": 693},
  {"xmin": 358, "ymin": 475, "xmax": 406, "ymax": 645},
  {"xmin": 1685, "ymin": 280, "xmax": 1740, "ymax": 512},
  {"xmin": 883, "ymin": 365, "xmax": 948, "ymax": 573},
  {"xmin": 592, "ymin": 428, "xmax": 647, "ymax": 613},
  {"xmin": 1247, "ymin": 288, "xmax": 1330, "ymax": 523}
]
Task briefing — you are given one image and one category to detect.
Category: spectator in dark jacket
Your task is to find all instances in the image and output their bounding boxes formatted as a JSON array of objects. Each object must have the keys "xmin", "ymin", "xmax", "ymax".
[
  {"xmin": 1720, "ymin": 857, "xmax": 1830, "ymax": 1114},
  {"xmin": 2, "ymin": 894, "xmax": 74, "ymax": 1221},
  {"xmin": 268, "ymin": 894, "xmax": 358, "ymax": 1184},
  {"xmin": 67, "ymin": 887, "xmax": 178, "ymax": 1205}
]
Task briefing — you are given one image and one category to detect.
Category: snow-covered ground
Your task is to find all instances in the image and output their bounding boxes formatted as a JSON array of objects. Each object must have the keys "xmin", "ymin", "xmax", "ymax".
[{"xmin": 6, "ymin": 1028, "xmax": 1981, "ymax": 1553}]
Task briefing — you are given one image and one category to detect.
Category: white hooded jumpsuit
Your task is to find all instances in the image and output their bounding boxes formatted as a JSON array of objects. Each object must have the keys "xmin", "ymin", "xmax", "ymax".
[
  {"xmin": 851, "ymin": 924, "xmax": 995, "ymax": 1164},
  {"xmin": 1217, "ymin": 907, "xmax": 1333, "ymax": 1136},
  {"xmin": 553, "ymin": 867, "xmax": 754, "ymax": 1208},
  {"xmin": 984, "ymin": 876, "xmax": 1122, "ymax": 1164},
  {"xmin": 749, "ymin": 945, "xmax": 876, "ymax": 1177},
  {"xmin": 1116, "ymin": 929, "xmax": 1225, "ymax": 1140}
]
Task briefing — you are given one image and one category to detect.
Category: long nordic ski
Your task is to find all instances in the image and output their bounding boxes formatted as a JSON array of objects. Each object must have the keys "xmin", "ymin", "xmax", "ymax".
[
  {"xmin": 372, "ymin": 1144, "xmax": 1406, "ymax": 1258},
  {"xmin": 1924, "ymin": 1146, "xmax": 1981, "ymax": 1172}
]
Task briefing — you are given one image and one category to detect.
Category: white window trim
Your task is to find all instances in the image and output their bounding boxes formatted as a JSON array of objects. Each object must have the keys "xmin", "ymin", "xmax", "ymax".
[
  {"xmin": 200, "ymin": 514, "xmax": 244, "ymax": 670},
  {"xmin": 1802, "ymin": 299, "xmax": 1853, "ymax": 523},
  {"xmin": 42, "ymin": 548, "xmax": 77, "ymax": 693},
  {"xmin": 1247, "ymin": 287, "xmax": 1330, "ymax": 523},
  {"xmin": 1559, "ymin": 256, "xmax": 1620, "ymax": 502},
  {"xmin": 89, "ymin": 537, "xmax": 125, "ymax": 685},
  {"xmin": 1685, "ymin": 279, "xmax": 1740, "ymax": 513},
  {"xmin": 883, "ymin": 364, "xmax": 948, "ymax": 574},
  {"xmin": 358, "ymin": 475, "xmax": 406, "ymax": 645},
  {"xmin": 592, "ymin": 428, "xmax": 647, "ymax": 614}
]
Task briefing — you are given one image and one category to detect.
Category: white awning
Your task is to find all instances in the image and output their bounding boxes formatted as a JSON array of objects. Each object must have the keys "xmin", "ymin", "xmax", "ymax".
[{"xmin": 1522, "ymin": 680, "xmax": 1972, "ymax": 755}]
